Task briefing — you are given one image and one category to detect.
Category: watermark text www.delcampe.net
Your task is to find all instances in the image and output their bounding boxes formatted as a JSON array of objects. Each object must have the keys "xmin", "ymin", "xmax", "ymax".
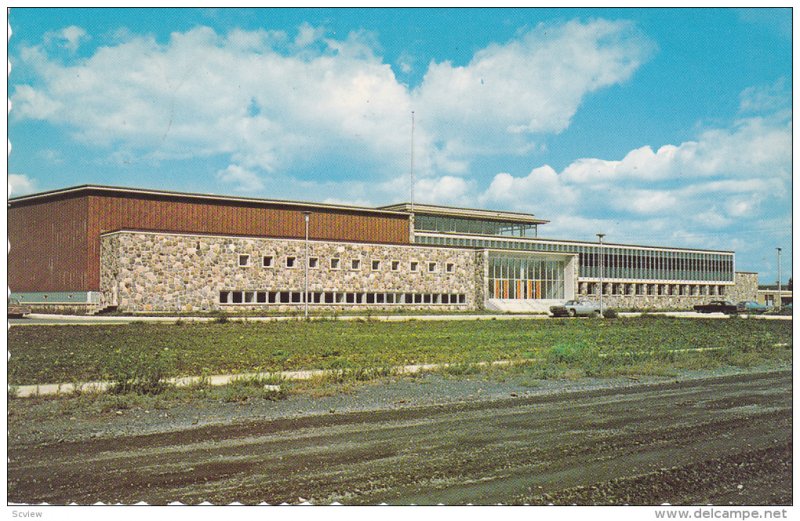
[{"xmin": 655, "ymin": 508, "xmax": 788, "ymax": 519}]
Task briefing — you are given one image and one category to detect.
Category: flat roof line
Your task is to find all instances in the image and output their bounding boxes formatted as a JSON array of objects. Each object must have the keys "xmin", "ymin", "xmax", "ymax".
[
  {"xmin": 380, "ymin": 202, "xmax": 549, "ymax": 224},
  {"xmin": 415, "ymin": 231, "xmax": 735, "ymax": 254},
  {"xmin": 8, "ymin": 184, "xmax": 410, "ymax": 217}
]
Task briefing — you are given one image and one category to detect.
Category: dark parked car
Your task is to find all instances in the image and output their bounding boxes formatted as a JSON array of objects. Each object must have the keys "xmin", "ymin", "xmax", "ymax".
[
  {"xmin": 736, "ymin": 300, "xmax": 767, "ymax": 314},
  {"xmin": 693, "ymin": 300, "xmax": 738, "ymax": 314}
]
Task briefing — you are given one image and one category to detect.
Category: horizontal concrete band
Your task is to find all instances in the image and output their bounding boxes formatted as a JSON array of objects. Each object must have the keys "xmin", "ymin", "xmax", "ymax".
[{"xmin": 10, "ymin": 360, "xmax": 516, "ymax": 398}]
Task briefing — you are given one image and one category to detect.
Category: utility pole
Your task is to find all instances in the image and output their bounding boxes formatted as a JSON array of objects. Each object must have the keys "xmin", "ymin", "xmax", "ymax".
[
  {"xmin": 597, "ymin": 233, "xmax": 605, "ymax": 313},
  {"xmin": 304, "ymin": 212, "xmax": 311, "ymax": 319},
  {"xmin": 409, "ymin": 111, "xmax": 416, "ymax": 242},
  {"xmin": 410, "ymin": 110, "xmax": 415, "ymax": 214},
  {"xmin": 776, "ymin": 247, "xmax": 782, "ymax": 310}
]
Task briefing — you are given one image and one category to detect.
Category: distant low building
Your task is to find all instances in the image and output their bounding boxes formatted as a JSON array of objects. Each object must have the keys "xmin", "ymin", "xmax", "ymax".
[
  {"xmin": 757, "ymin": 285, "xmax": 793, "ymax": 307},
  {"xmin": 9, "ymin": 185, "xmax": 759, "ymax": 313}
]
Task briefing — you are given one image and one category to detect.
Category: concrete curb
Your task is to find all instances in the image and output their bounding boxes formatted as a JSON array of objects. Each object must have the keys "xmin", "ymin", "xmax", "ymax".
[
  {"xmin": 10, "ymin": 360, "xmax": 517, "ymax": 398},
  {"xmin": 20, "ymin": 313, "xmax": 550, "ymax": 324}
]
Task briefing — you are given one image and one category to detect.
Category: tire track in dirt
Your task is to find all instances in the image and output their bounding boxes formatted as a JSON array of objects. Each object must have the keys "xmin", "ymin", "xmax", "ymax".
[{"xmin": 8, "ymin": 369, "xmax": 791, "ymax": 505}]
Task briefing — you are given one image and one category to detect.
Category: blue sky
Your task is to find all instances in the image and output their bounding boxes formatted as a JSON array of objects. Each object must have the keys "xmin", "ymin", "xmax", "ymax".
[{"xmin": 7, "ymin": 8, "xmax": 792, "ymax": 284}]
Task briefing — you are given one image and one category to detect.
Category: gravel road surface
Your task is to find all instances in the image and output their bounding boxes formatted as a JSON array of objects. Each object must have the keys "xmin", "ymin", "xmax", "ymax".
[{"xmin": 8, "ymin": 369, "xmax": 791, "ymax": 505}]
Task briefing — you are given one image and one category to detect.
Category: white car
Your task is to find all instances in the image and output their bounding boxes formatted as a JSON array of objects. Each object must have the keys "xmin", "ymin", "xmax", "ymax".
[{"xmin": 549, "ymin": 299, "xmax": 604, "ymax": 317}]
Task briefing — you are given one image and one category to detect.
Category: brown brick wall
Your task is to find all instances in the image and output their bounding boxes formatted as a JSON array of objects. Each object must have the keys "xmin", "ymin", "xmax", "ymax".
[
  {"xmin": 85, "ymin": 194, "xmax": 409, "ymax": 290},
  {"xmin": 10, "ymin": 189, "xmax": 410, "ymax": 292},
  {"xmin": 8, "ymin": 196, "xmax": 89, "ymax": 292}
]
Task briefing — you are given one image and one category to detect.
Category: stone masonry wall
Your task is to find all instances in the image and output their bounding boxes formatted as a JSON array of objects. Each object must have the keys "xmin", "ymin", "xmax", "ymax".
[
  {"xmin": 728, "ymin": 272, "xmax": 759, "ymax": 303},
  {"xmin": 100, "ymin": 231, "xmax": 480, "ymax": 312},
  {"xmin": 576, "ymin": 271, "xmax": 758, "ymax": 310}
]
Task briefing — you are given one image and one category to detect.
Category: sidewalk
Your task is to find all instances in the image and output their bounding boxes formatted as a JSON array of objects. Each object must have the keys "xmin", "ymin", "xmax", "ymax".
[{"xmin": 10, "ymin": 360, "xmax": 517, "ymax": 398}]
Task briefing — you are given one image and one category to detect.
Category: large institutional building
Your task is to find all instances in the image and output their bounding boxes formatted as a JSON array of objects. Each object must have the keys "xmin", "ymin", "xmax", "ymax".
[{"xmin": 8, "ymin": 185, "xmax": 758, "ymax": 313}]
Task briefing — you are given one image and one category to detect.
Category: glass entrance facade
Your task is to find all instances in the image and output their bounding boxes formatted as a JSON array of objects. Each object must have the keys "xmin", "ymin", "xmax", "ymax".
[{"xmin": 487, "ymin": 252, "xmax": 567, "ymax": 299}]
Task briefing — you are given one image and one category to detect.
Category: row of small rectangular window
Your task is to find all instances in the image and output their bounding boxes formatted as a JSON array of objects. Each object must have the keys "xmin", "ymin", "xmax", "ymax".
[
  {"xmin": 582, "ymin": 283, "xmax": 726, "ymax": 296},
  {"xmin": 220, "ymin": 290, "xmax": 467, "ymax": 305},
  {"xmin": 239, "ymin": 254, "xmax": 455, "ymax": 273},
  {"xmin": 416, "ymin": 234, "xmax": 735, "ymax": 282}
]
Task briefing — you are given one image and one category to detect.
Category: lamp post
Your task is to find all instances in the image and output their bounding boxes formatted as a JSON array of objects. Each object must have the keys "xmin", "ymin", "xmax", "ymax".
[
  {"xmin": 597, "ymin": 233, "xmax": 605, "ymax": 313},
  {"xmin": 776, "ymin": 247, "xmax": 782, "ymax": 310},
  {"xmin": 304, "ymin": 212, "xmax": 311, "ymax": 319}
]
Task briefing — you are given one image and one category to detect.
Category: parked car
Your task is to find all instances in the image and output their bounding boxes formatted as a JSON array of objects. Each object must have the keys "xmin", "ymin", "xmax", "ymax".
[
  {"xmin": 550, "ymin": 299, "xmax": 604, "ymax": 317},
  {"xmin": 7, "ymin": 298, "xmax": 31, "ymax": 318},
  {"xmin": 736, "ymin": 300, "xmax": 767, "ymax": 314},
  {"xmin": 693, "ymin": 300, "xmax": 737, "ymax": 314},
  {"xmin": 768, "ymin": 301, "xmax": 792, "ymax": 315}
]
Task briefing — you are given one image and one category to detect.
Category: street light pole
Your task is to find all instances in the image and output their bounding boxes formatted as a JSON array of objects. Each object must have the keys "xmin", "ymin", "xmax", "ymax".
[
  {"xmin": 597, "ymin": 233, "xmax": 605, "ymax": 313},
  {"xmin": 776, "ymin": 247, "xmax": 782, "ymax": 310},
  {"xmin": 304, "ymin": 212, "xmax": 311, "ymax": 319}
]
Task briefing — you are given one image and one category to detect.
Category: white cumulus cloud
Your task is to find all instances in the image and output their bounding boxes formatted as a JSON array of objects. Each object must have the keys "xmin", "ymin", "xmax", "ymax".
[
  {"xmin": 414, "ymin": 19, "xmax": 654, "ymax": 161},
  {"xmin": 44, "ymin": 25, "xmax": 89, "ymax": 52},
  {"xmin": 478, "ymin": 90, "xmax": 790, "ymax": 255},
  {"xmin": 216, "ymin": 165, "xmax": 264, "ymax": 192},
  {"xmin": 11, "ymin": 19, "xmax": 654, "ymax": 192},
  {"xmin": 413, "ymin": 175, "xmax": 476, "ymax": 206},
  {"xmin": 8, "ymin": 174, "xmax": 37, "ymax": 196}
]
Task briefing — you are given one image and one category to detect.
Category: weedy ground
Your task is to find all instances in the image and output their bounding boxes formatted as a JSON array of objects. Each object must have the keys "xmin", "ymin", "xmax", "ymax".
[
  {"xmin": 7, "ymin": 316, "xmax": 792, "ymax": 421},
  {"xmin": 9, "ymin": 316, "xmax": 791, "ymax": 387}
]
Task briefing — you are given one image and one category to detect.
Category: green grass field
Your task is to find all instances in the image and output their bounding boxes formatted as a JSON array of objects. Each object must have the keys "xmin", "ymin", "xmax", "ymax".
[{"xmin": 8, "ymin": 317, "xmax": 792, "ymax": 386}]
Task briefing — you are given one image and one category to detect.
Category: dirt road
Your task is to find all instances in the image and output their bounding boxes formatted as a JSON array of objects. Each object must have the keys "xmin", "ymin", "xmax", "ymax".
[{"xmin": 8, "ymin": 369, "xmax": 791, "ymax": 505}]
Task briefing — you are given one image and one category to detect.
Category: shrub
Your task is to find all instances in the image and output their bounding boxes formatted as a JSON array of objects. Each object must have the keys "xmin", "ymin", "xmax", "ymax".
[
  {"xmin": 314, "ymin": 366, "xmax": 396, "ymax": 385},
  {"xmin": 602, "ymin": 308, "xmax": 619, "ymax": 319},
  {"xmin": 220, "ymin": 385, "xmax": 251, "ymax": 403},
  {"xmin": 547, "ymin": 341, "xmax": 591, "ymax": 364},
  {"xmin": 220, "ymin": 373, "xmax": 287, "ymax": 402},
  {"xmin": 94, "ymin": 393, "xmax": 146, "ymax": 413},
  {"xmin": 105, "ymin": 347, "xmax": 177, "ymax": 395},
  {"xmin": 544, "ymin": 341, "xmax": 605, "ymax": 376},
  {"xmin": 440, "ymin": 362, "xmax": 482, "ymax": 376}
]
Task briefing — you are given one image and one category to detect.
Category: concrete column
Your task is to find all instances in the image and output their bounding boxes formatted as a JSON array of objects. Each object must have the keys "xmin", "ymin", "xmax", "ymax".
[{"xmin": 564, "ymin": 255, "xmax": 577, "ymax": 300}]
